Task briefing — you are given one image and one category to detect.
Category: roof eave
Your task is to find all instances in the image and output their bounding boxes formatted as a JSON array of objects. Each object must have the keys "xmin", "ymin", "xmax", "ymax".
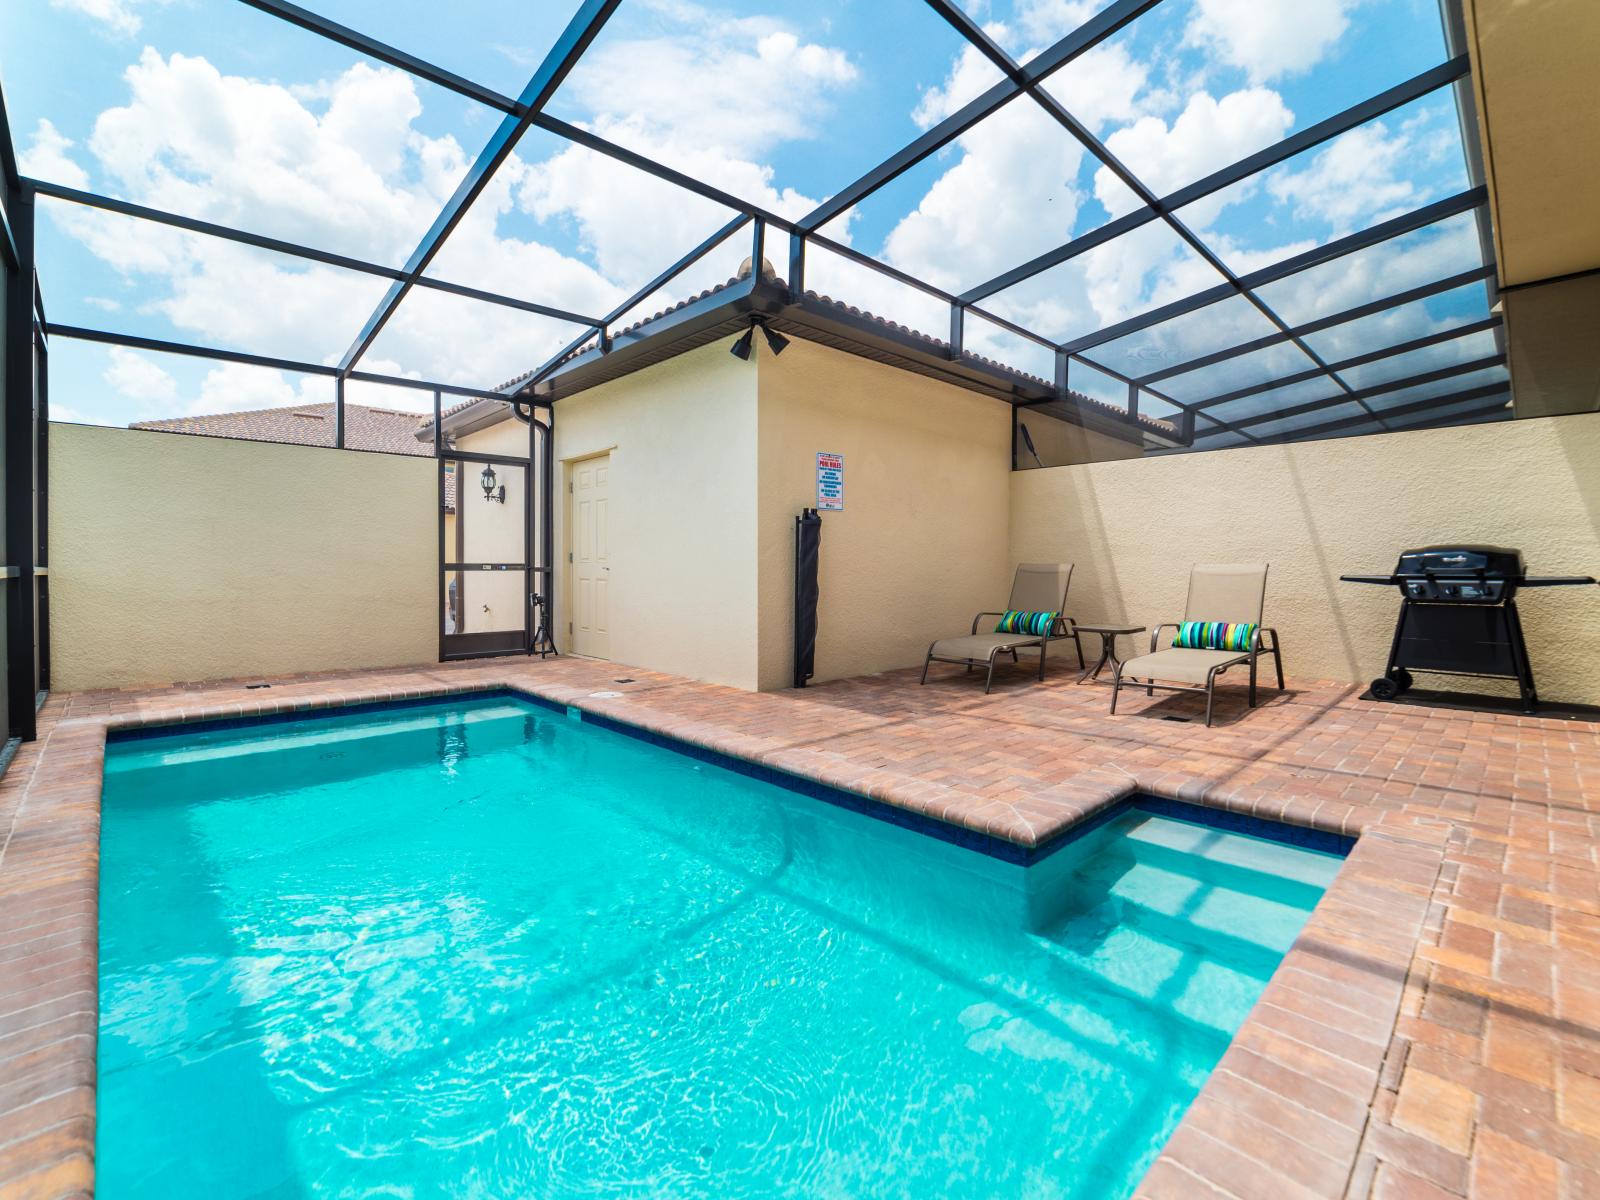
[
  {"xmin": 531, "ymin": 274, "xmax": 767, "ymax": 401},
  {"xmin": 534, "ymin": 278, "xmax": 1170, "ymax": 449}
]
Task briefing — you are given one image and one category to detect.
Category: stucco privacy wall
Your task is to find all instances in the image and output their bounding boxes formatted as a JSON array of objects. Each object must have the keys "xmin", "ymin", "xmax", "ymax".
[
  {"xmin": 1009, "ymin": 412, "xmax": 1600, "ymax": 706},
  {"xmin": 552, "ymin": 339, "xmax": 761, "ymax": 689},
  {"xmin": 50, "ymin": 422, "xmax": 435, "ymax": 690},
  {"xmin": 755, "ymin": 338, "xmax": 1013, "ymax": 691}
]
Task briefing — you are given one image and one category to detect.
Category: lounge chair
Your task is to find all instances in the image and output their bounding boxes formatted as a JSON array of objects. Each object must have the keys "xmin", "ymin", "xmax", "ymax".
[
  {"xmin": 920, "ymin": 563, "xmax": 1083, "ymax": 694},
  {"xmin": 1110, "ymin": 563, "xmax": 1285, "ymax": 726}
]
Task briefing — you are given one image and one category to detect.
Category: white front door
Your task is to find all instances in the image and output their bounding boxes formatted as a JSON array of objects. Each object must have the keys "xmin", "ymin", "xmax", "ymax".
[{"xmin": 570, "ymin": 453, "xmax": 611, "ymax": 659}]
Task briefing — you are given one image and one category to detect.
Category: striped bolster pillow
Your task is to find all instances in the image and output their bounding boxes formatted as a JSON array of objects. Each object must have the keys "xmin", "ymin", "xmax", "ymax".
[
  {"xmin": 995, "ymin": 610, "xmax": 1057, "ymax": 636},
  {"xmin": 1173, "ymin": 621, "xmax": 1257, "ymax": 652}
]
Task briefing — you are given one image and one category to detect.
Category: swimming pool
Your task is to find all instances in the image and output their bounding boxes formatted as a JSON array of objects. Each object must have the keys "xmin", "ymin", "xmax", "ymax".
[{"xmin": 99, "ymin": 692, "xmax": 1344, "ymax": 1198}]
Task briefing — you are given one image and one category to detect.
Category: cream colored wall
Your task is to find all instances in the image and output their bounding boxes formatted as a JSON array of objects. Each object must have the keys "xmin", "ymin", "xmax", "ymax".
[
  {"xmin": 755, "ymin": 338, "xmax": 1013, "ymax": 690},
  {"xmin": 551, "ymin": 339, "xmax": 761, "ymax": 689},
  {"xmin": 1009, "ymin": 412, "xmax": 1600, "ymax": 705},
  {"xmin": 50, "ymin": 423, "xmax": 435, "ymax": 690}
]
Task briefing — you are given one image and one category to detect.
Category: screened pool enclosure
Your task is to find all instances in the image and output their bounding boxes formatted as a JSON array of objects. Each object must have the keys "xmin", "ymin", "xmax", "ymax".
[{"xmin": 0, "ymin": 0, "xmax": 1587, "ymax": 740}]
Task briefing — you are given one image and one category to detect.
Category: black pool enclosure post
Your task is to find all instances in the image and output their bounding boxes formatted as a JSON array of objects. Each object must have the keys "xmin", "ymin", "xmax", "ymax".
[{"xmin": 794, "ymin": 509, "xmax": 822, "ymax": 689}]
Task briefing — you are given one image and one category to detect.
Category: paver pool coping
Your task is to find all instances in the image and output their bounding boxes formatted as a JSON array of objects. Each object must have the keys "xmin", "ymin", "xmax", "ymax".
[{"xmin": 1, "ymin": 657, "xmax": 1593, "ymax": 1199}]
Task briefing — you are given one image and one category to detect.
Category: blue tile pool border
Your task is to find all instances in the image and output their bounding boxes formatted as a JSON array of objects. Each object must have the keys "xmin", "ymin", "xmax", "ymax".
[
  {"xmin": 104, "ymin": 687, "xmax": 558, "ymax": 743},
  {"xmin": 103, "ymin": 685, "xmax": 1355, "ymax": 865}
]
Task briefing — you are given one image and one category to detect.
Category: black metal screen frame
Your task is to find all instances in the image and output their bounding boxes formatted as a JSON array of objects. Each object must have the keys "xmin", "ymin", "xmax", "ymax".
[
  {"xmin": 0, "ymin": 0, "xmax": 1541, "ymax": 721},
  {"xmin": 11, "ymin": 0, "xmax": 1512, "ymax": 455}
]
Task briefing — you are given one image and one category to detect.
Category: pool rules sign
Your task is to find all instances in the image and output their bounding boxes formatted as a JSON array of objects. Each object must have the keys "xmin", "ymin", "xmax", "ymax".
[{"xmin": 816, "ymin": 452, "xmax": 844, "ymax": 510}]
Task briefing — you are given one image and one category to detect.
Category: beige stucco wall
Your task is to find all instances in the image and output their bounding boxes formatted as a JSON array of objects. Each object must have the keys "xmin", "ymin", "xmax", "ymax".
[
  {"xmin": 755, "ymin": 338, "xmax": 1013, "ymax": 690},
  {"xmin": 50, "ymin": 422, "xmax": 435, "ymax": 690},
  {"xmin": 552, "ymin": 339, "xmax": 761, "ymax": 689},
  {"xmin": 1009, "ymin": 412, "xmax": 1600, "ymax": 705}
]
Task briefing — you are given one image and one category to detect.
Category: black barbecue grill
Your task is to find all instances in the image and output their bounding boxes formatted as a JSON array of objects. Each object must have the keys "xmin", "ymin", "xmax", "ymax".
[{"xmin": 1341, "ymin": 545, "xmax": 1595, "ymax": 712}]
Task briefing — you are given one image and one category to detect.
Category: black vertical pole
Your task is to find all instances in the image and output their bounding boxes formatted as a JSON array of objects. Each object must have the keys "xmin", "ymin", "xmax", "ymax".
[
  {"xmin": 434, "ymin": 388, "xmax": 445, "ymax": 662},
  {"xmin": 787, "ymin": 230, "xmax": 806, "ymax": 297},
  {"xmin": 542, "ymin": 405, "xmax": 557, "ymax": 656},
  {"xmin": 334, "ymin": 375, "xmax": 346, "ymax": 449},
  {"xmin": 524, "ymin": 400, "xmax": 535, "ymax": 655},
  {"xmin": 794, "ymin": 509, "xmax": 821, "ymax": 688},
  {"xmin": 4, "ymin": 182, "xmax": 37, "ymax": 741},
  {"xmin": 33, "ymin": 318, "xmax": 46, "ymax": 694}
]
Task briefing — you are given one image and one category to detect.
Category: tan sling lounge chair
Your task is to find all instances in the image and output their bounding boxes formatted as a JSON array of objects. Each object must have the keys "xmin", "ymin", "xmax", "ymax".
[
  {"xmin": 1111, "ymin": 563, "xmax": 1285, "ymax": 726},
  {"xmin": 921, "ymin": 563, "xmax": 1083, "ymax": 694}
]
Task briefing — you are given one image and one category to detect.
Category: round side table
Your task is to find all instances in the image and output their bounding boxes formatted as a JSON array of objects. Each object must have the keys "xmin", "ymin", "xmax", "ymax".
[{"xmin": 1074, "ymin": 624, "xmax": 1146, "ymax": 685}]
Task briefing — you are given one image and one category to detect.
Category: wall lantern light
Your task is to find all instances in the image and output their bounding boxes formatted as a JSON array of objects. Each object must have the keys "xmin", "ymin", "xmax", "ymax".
[{"xmin": 480, "ymin": 464, "xmax": 506, "ymax": 503}]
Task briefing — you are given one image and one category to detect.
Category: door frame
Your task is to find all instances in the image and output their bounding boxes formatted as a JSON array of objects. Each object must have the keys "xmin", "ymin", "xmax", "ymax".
[
  {"xmin": 565, "ymin": 449, "xmax": 614, "ymax": 660},
  {"xmin": 440, "ymin": 451, "xmax": 532, "ymax": 661},
  {"xmin": 432, "ymin": 393, "xmax": 557, "ymax": 664}
]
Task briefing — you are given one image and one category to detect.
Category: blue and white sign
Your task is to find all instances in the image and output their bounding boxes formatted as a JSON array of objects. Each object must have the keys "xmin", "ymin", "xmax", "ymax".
[{"xmin": 816, "ymin": 451, "xmax": 844, "ymax": 511}]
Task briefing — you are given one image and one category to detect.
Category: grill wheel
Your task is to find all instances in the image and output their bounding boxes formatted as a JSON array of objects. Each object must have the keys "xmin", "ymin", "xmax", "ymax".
[{"xmin": 1370, "ymin": 668, "xmax": 1413, "ymax": 700}]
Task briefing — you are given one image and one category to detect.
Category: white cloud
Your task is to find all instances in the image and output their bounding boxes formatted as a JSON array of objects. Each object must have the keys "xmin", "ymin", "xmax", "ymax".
[
  {"xmin": 103, "ymin": 348, "xmax": 178, "ymax": 408},
  {"xmin": 1185, "ymin": 0, "xmax": 1352, "ymax": 83},
  {"xmin": 912, "ymin": 38, "xmax": 1007, "ymax": 129},
  {"xmin": 878, "ymin": 50, "xmax": 1293, "ymax": 344},
  {"xmin": 516, "ymin": 125, "xmax": 805, "ymax": 289},
  {"xmin": 1266, "ymin": 123, "xmax": 1414, "ymax": 234},
  {"xmin": 1042, "ymin": 44, "xmax": 1151, "ymax": 133},
  {"xmin": 88, "ymin": 50, "xmax": 453, "ymax": 267},
  {"xmin": 42, "ymin": 8, "xmax": 865, "ymax": 421},
  {"xmin": 534, "ymin": 6, "xmax": 855, "ymax": 268},
  {"xmin": 885, "ymin": 38, "xmax": 1161, "ymax": 301},
  {"xmin": 49, "ymin": 0, "xmax": 148, "ymax": 37},
  {"xmin": 1264, "ymin": 108, "xmax": 1460, "ymax": 238},
  {"xmin": 883, "ymin": 90, "xmax": 1093, "ymax": 297},
  {"xmin": 1261, "ymin": 215, "xmax": 1482, "ymax": 344},
  {"xmin": 560, "ymin": 10, "xmax": 856, "ymax": 161},
  {"xmin": 18, "ymin": 119, "xmax": 90, "ymax": 189},
  {"xmin": 1096, "ymin": 88, "xmax": 1294, "ymax": 216},
  {"xmin": 1017, "ymin": 0, "xmax": 1102, "ymax": 44},
  {"xmin": 193, "ymin": 362, "xmax": 304, "ymax": 414}
]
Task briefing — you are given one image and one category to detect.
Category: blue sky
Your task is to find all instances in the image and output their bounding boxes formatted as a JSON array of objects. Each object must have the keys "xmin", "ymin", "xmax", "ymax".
[{"xmin": 2, "ymin": 0, "xmax": 1495, "ymax": 430}]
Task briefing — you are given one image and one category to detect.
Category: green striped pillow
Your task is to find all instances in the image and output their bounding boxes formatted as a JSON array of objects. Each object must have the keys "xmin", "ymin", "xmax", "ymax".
[
  {"xmin": 1173, "ymin": 621, "xmax": 1257, "ymax": 652},
  {"xmin": 995, "ymin": 610, "xmax": 1057, "ymax": 636}
]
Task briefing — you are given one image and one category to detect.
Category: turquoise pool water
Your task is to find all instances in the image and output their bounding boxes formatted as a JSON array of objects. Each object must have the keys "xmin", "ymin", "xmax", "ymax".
[{"xmin": 99, "ymin": 693, "xmax": 1343, "ymax": 1199}]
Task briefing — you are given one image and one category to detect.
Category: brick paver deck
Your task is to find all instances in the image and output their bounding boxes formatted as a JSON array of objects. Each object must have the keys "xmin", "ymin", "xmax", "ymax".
[{"xmin": 1, "ymin": 655, "xmax": 1596, "ymax": 1198}]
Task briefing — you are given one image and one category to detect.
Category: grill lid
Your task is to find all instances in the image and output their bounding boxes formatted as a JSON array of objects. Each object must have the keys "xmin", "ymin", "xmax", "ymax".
[{"xmin": 1394, "ymin": 545, "xmax": 1524, "ymax": 578}]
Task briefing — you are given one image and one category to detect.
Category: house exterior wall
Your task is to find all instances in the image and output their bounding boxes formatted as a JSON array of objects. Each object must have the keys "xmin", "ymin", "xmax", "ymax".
[
  {"xmin": 49, "ymin": 422, "xmax": 434, "ymax": 690},
  {"xmin": 1008, "ymin": 411, "xmax": 1600, "ymax": 706},
  {"xmin": 551, "ymin": 339, "xmax": 762, "ymax": 689},
  {"xmin": 755, "ymin": 338, "xmax": 1014, "ymax": 690}
]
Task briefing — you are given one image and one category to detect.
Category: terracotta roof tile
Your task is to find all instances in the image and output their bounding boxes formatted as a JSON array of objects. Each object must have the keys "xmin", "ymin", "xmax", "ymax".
[
  {"xmin": 489, "ymin": 267, "xmax": 1175, "ymax": 437},
  {"xmin": 132, "ymin": 402, "xmax": 434, "ymax": 456}
]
